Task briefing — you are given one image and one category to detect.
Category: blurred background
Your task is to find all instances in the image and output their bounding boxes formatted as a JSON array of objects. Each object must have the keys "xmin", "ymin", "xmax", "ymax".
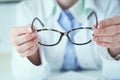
[{"xmin": 0, "ymin": 0, "xmax": 22, "ymax": 80}]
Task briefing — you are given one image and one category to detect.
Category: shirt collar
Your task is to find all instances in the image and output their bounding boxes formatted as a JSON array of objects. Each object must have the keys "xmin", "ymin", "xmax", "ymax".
[{"xmin": 69, "ymin": 0, "xmax": 99, "ymax": 21}]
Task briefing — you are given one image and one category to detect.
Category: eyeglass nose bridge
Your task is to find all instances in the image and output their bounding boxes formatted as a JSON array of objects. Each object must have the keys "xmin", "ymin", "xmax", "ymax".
[
  {"xmin": 63, "ymin": 32, "xmax": 68, "ymax": 36},
  {"xmin": 59, "ymin": 32, "xmax": 70, "ymax": 41}
]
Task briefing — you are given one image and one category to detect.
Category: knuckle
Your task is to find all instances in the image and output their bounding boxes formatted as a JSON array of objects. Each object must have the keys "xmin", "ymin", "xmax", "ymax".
[
  {"xmin": 14, "ymin": 38, "xmax": 20, "ymax": 46},
  {"xmin": 100, "ymin": 28, "xmax": 106, "ymax": 33},
  {"xmin": 109, "ymin": 36, "xmax": 114, "ymax": 43},
  {"xmin": 110, "ymin": 38, "xmax": 114, "ymax": 43},
  {"xmin": 25, "ymin": 25, "xmax": 32, "ymax": 31},
  {"xmin": 110, "ymin": 43, "xmax": 116, "ymax": 48},
  {"xmin": 24, "ymin": 51, "xmax": 31, "ymax": 56},
  {"xmin": 111, "ymin": 25, "xmax": 119, "ymax": 35},
  {"xmin": 26, "ymin": 24, "xmax": 31, "ymax": 28},
  {"xmin": 111, "ymin": 34, "xmax": 119, "ymax": 43},
  {"xmin": 25, "ymin": 34, "xmax": 32, "ymax": 40},
  {"xmin": 99, "ymin": 20, "xmax": 106, "ymax": 27},
  {"xmin": 16, "ymin": 46, "xmax": 24, "ymax": 53},
  {"xmin": 25, "ymin": 44, "xmax": 30, "ymax": 49},
  {"xmin": 25, "ymin": 41, "xmax": 34, "ymax": 49},
  {"xmin": 109, "ymin": 41, "xmax": 119, "ymax": 48},
  {"xmin": 26, "ymin": 42, "xmax": 32, "ymax": 48},
  {"xmin": 109, "ymin": 18, "xmax": 114, "ymax": 24},
  {"xmin": 21, "ymin": 48, "xmax": 35, "ymax": 57},
  {"xmin": 99, "ymin": 37, "xmax": 103, "ymax": 41}
]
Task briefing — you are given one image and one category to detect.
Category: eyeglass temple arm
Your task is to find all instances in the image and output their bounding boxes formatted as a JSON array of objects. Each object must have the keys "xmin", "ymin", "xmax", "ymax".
[
  {"xmin": 32, "ymin": 17, "xmax": 45, "ymax": 27},
  {"xmin": 87, "ymin": 11, "xmax": 98, "ymax": 28}
]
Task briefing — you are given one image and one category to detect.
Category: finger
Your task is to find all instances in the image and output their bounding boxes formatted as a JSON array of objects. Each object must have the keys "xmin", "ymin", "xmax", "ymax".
[
  {"xmin": 16, "ymin": 37, "xmax": 38, "ymax": 53},
  {"xmin": 98, "ymin": 16, "xmax": 120, "ymax": 28},
  {"xmin": 93, "ymin": 35, "xmax": 112, "ymax": 43},
  {"xmin": 10, "ymin": 25, "xmax": 32, "ymax": 37},
  {"xmin": 96, "ymin": 41, "xmax": 120, "ymax": 48},
  {"xmin": 94, "ymin": 24, "xmax": 120, "ymax": 35},
  {"xmin": 20, "ymin": 44, "xmax": 38, "ymax": 57},
  {"xmin": 15, "ymin": 31, "xmax": 38, "ymax": 46},
  {"xmin": 93, "ymin": 33, "xmax": 120, "ymax": 43}
]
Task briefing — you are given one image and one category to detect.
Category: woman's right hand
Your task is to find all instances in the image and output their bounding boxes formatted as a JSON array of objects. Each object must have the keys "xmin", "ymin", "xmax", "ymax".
[{"xmin": 10, "ymin": 25, "xmax": 39, "ymax": 57}]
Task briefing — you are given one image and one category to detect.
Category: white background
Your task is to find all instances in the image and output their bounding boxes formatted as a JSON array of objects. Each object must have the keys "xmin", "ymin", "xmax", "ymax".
[
  {"xmin": 0, "ymin": 1, "xmax": 19, "ymax": 80},
  {"xmin": 0, "ymin": 3, "xmax": 16, "ymax": 54}
]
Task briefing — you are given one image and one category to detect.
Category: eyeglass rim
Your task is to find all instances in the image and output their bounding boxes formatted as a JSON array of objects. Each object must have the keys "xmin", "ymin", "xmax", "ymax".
[
  {"xmin": 31, "ymin": 11, "xmax": 98, "ymax": 30},
  {"xmin": 35, "ymin": 28, "xmax": 93, "ymax": 46},
  {"xmin": 31, "ymin": 11, "xmax": 98, "ymax": 46},
  {"xmin": 87, "ymin": 11, "xmax": 98, "ymax": 28}
]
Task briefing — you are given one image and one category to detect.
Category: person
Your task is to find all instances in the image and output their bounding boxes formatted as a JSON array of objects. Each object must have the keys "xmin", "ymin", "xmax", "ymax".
[
  {"xmin": 94, "ymin": 16, "xmax": 120, "ymax": 57},
  {"xmin": 10, "ymin": 0, "xmax": 120, "ymax": 80}
]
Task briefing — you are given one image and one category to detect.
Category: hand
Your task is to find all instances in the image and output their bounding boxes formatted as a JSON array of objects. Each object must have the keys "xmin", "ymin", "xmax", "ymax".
[
  {"xmin": 93, "ymin": 16, "xmax": 120, "ymax": 57},
  {"xmin": 10, "ymin": 25, "xmax": 39, "ymax": 57}
]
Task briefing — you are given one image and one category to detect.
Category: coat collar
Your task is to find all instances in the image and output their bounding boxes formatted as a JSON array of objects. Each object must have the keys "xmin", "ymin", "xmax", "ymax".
[{"xmin": 53, "ymin": 0, "xmax": 98, "ymax": 25}]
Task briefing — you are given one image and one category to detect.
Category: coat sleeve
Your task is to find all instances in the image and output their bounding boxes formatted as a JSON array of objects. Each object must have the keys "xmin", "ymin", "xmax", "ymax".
[
  {"xmin": 99, "ymin": 1, "xmax": 120, "ymax": 79},
  {"xmin": 11, "ymin": 46, "xmax": 49, "ymax": 80},
  {"xmin": 99, "ymin": 47, "xmax": 120, "ymax": 80},
  {"xmin": 12, "ymin": 0, "xmax": 50, "ymax": 80}
]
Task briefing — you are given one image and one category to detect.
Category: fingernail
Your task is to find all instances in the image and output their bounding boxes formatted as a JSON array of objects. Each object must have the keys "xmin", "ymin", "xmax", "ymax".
[
  {"xmin": 28, "ymin": 27, "xmax": 32, "ymax": 33},
  {"xmin": 34, "ymin": 38, "xmax": 38, "ymax": 43},
  {"xmin": 98, "ymin": 24, "xmax": 102, "ymax": 29},
  {"xmin": 93, "ymin": 36, "xmax": 98, "ymax": 41},
  {"xmin": 94, "ymin": 29, "xmax": 100, "ymax": 34},
  {"xmin": 31, "ymin": 32, "xmax": 36, "ymax": 37}
]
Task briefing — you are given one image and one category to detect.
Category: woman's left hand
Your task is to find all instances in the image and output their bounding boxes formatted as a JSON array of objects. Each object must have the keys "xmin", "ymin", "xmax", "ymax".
[{"xmin": 93, "ymin": 16, "xmax": 120, "ymax": 57}]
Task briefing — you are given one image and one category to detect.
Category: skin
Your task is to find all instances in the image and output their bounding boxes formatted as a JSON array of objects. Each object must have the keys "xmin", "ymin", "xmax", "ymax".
[
  {"xmin": 93, "ymin": 16, "xmax": 120, "ymax": 57},
  {"xmin": 10, "ymin": 0, "xmax": 78, "ymax": 66},
  {"xmin": 10, "ymin": 0, "xmax": 120, "ymax": 66},
  {"xmin": 57, "ymin": 0, "xmax": 78, "ymax": 10},
  {"xmin": 10, "ymin": 25, "xmax": 41, "ymax": 65}
]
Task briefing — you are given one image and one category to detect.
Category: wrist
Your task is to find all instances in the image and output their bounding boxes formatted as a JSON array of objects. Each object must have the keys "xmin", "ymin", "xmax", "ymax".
[
  {"xmin": 27, "ymin": 48, "xmax": 41, "ymax": 66},
  {"xmin": 108, "ymin": 48, "xmax": 120, "ymax": 59}
]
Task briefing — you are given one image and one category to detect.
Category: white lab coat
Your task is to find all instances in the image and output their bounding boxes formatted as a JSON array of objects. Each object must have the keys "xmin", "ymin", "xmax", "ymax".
[{"xmin": 12, "ymin": 0, "xmax": 120, "ymax": 80}]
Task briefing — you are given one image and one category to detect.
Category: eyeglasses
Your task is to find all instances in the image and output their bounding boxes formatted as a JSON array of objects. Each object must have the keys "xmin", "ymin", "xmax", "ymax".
[{"xmin": 31, "ymin": 11, "xmax": 98, "ymax": 46}]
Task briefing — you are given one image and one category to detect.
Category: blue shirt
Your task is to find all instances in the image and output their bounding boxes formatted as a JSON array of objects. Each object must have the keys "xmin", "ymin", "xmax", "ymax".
[{"xmin": 58, "ymin": 10, "xmax": 82, "ymax": 70}]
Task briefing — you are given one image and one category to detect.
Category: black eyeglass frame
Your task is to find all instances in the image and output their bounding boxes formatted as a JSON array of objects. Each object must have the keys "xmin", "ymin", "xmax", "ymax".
[{"xmin": 31, "ymin": 11, "xmax": 98, "ymax": 46}]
